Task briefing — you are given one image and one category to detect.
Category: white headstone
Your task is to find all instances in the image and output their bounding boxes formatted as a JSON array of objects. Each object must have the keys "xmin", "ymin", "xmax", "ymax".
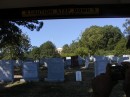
[
  {"xmin": 122, "ymin": 55, "xmax": 130, "ymax": 62},
  {"xmin": 94, "ymin": 56, "xmax": 109, "ymax": 77},
  {"xmin": 117, "ymin": 56, "xmax": 130, "ymax": 64},
  {"xmin": 76, "ymin": 71, "xmax": 82, "ymax": 81},
  {"xmin": 45, "ymin": 58, "xmax": 64, "ymax": 82},
  {"xmin": 66, "ymin": 57, "xmax": 71, "ymax": 60},
  {"xmin": 0, "ymin": 60, "xmax": 14, "ymax": 82},
  {"xmin": 123, "ymin": 55, "xmax": 130, "ymax": 57},
  {"xmin": 23, "ymin": 62, "xmax": 39, "ymax": 81},
  {"xmin": 90, "ymin": 56, "xmax": 95, "ymax": 62}
]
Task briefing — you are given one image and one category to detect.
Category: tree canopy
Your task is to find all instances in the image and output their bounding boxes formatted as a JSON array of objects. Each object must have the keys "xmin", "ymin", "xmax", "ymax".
[
  {"xmin": 123, "ymin": 19, "xmax": 130, "ymax": 49},
  {"xmin": 0, "ymin": 20, "xmax": 43, "ymax": 47},
  {"xmin": 1, "ymin": 33, "xmax": 31, "ymax": 59},
  {"xmin": 80, "ymin": 25, "xmax": 123, "ymax": 51},
  {"xmin": 61, "ymin": 25, "xmax": 126, "ymax": 57},
  {"xmin": 0, "ymin": 20, "xmax": 43, "ymax": 59},
  {"xmin": 1, "ymin": 19, "xmax": 130, "ymax": 59},
  {"xmin": 29, "ymin": 46, "xmax": 40, "ymax": 60},
  {"xmin": 40, "ymin": 41, "xmax": 60, "ymax": 58}
]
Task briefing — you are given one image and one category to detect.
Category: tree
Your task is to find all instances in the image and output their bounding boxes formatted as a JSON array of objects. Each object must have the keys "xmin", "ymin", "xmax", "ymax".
[
  {"xmin": 80, "ymin": 25, "xmax": 101, "ymax": 50},
  {"xmin": 0, "ymin": 20, "xmax": 43, "ymax": 47},
  {"xmin": 74, "ymin": 47, "xmax": 89, "ymax": 57},
  {"xmin": 123, "ymin": 18, "xmax": 130, "ymax": 49},
  {"xmin": 69, "ymin": 41, "xmax": 79, "ymax": 53},
  {"xmin": 80, "ymin": 25, "xmax": 123, "ymax": 54},
  {"xmin": 68, "ymin": 40, "xmax": 90, "ymax": 57},
  {"xmin": 123, "ymin": 19, "xmax": 130, "ymax": 35},
  {"xmin": 103, "ymin": 25, "xmax": 123, "ymax": 50},
  {"xmin": 40, "ymin": 41, "xmax": 59, "ymax": 58},
  {"xmin": 1, "ymin": 33, "xmax": 31, "ymax": 59},
  {"xmin": 114, "ymin": 37, "xmax": 129, "ymax": 55},
  {"xmin": 61, "ymin": 44, "xmax": 72, "ymax": 57},
  {"xmin": 0, "ymin": 20, "xmax": 43, "ymax": 59},
  {"xmin": 61, "ymin": 44, "xmax": 70, "ymax": 53},
  {"xmin": 29, "ymin": 46, "xmax": 40, "ymax": 60}
]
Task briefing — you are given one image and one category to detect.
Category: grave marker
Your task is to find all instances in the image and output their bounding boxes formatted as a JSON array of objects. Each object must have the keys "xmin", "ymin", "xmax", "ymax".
[
  {"xmin": 94, "ymin": 56, "xmax": 109, "ymax": 77},
  {"xmin": 76, "ymin": 71, "xmax": 82, "ymax": 81},
  {"xmin": 45, "ymin": 58, "xmax": 64, "ymax": 82},
  {"xmin": 22, "ymin": 62, "xmax": 39, "ymax": 81},
  {"xmin": 0, "ymin": 60, "xmax": 14, "ymax": 82}
]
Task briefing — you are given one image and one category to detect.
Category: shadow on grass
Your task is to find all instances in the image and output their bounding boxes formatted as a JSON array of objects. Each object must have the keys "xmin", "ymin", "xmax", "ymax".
[{"xmin": 0, "ymin": 82, "xmax": 37, "ymax": 97}]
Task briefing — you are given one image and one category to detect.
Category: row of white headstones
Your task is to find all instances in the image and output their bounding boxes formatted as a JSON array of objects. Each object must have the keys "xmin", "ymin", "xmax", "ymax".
[
  {"xmin": 0, "ymin": 55, "xmax": 129, "ymax": 82},
  {"xmin": 91, "ymin": 55, "xmax": 130, "ymax": 77},
  {"xmin": 0, "ymin": 58, "xmax": 66, "ymax": 82},
  {"xmin": 0, "ymin": 60, "xmax": 39, "ymax": 82}
]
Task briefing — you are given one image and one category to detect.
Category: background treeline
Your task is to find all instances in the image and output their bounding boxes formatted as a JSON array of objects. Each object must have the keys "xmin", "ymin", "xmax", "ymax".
[
  {"xmin": 0, "ymin": 19, "xmax": 130, "ymax": 60},
  {"xmin": 61, "ymin": 25, "xmax": 130, "ymax": 57}
]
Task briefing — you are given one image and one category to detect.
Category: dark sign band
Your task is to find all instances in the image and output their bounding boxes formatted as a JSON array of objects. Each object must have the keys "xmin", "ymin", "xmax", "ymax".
[
  {"xmin": 22, "ymin": 8, "xmax": 99, "ymax": 17},
  {"xmin": 0, "ymin": 4, "xmax": 130, "ymax": 20}
]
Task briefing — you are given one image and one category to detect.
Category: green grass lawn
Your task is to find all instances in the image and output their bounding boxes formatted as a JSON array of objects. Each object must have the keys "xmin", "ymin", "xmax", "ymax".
[{"xmin": 0, "ymin": 64, "xmax": 126, "ymax": 97}]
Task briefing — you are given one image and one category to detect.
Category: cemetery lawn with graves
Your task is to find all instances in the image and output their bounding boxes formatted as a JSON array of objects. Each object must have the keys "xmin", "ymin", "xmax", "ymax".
[{"xmin": 0, "ymin": 63, "xmax": 126, "ymax": 97}]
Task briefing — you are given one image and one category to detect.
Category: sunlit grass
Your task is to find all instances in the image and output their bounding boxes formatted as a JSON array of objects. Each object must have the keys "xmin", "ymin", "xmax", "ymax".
[{"xmin": 5, "ymin": 81, "xmax": 26, "ymax": 88}]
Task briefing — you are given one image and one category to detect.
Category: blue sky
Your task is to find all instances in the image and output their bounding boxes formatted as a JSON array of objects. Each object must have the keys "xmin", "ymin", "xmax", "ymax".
[{"xmin": 22, "ymin": 18, "xmax": 127, "ymax": 48}]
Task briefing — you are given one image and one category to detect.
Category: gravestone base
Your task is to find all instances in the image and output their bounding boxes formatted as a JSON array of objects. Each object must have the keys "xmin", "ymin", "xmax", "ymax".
[
  {"xmin": 44, "ymin": 78, "xmax": 64, "ymax": 82},
  {"xmin": 23, "ymin": 78, "xmax": 39, "ymax": 82}
]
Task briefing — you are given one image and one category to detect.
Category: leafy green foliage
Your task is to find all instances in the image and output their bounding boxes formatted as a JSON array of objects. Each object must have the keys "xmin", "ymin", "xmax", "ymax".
[
  {"xmin": 114, "ymin": 37, "xmax": 130, "ymax": 55},
  {"xmin": 61, "ymin": 44, "xmax": 77, "ymax": 57},
  {"xmin": 123, "ymin": 19, "xmax": 130, "ymax": 35},
  {"xmin": 61, "ymin": 25, "xmax": 127, "ymax": 56},
  {"xmin": 40, "ymin": 41, "xmax": 60, "ymax": 58},
  {"xmin": 1, "ymin": 33, "xmax": 31, "ymax": 59},
  {"xmin": 123, "ymin": 19, "xmax": 130, "ymax": 49},
  {"xmin": 29, "ymin": 46, "xmax": 40, "ymax": 60},
  {"xmin": 0, "ymin": 20, "xmax": 43, "ymax": 59},
  {"xmin": 61, "ymin": 44, "xmax": 71, "ymax": 56},
  {"xmin": 74, "ymin": 47, "xmax": 89, "ymax": 57},
  {"xmin": 80, "ymin": 25, "xmax": 123, "ymax": 54},
  {"xmin": 0, "ymin": 20, "xmax": 43, "ymax": 47}
]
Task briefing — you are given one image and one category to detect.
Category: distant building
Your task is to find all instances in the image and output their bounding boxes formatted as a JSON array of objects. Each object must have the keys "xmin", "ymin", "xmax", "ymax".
[{"xmin": 56, "ymin": 48, "xmax": 63, "ymax": 54}]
